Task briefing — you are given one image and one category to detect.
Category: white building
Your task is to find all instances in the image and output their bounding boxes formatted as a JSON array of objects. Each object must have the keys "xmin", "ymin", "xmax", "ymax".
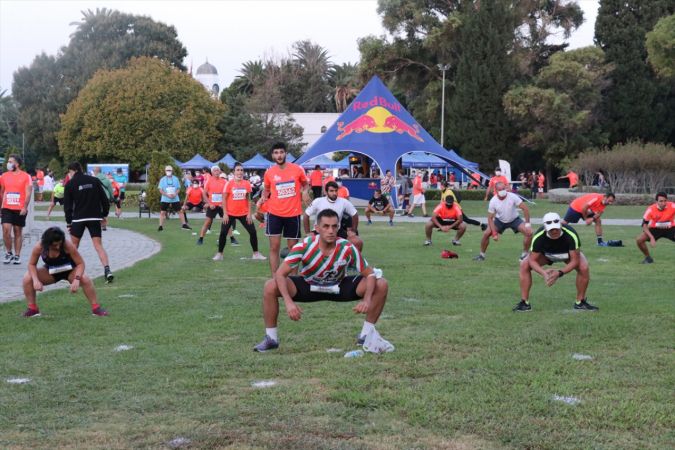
[
  {"xmin": 268, "ymin": 113, "xmax": 340, "ymax": 152},
  {"xmin": 194, "ymin": 60, "xmax": 220, "ymax": 98}
]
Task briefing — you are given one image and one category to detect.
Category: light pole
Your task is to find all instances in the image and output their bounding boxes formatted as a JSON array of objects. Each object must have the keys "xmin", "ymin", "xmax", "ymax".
[{"xmin": 437, "ymin": 64, "xmax": 450, "ymax": 148}]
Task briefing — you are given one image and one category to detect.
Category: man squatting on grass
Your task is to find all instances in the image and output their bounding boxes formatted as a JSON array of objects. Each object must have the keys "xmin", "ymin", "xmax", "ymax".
[
  {"xmin": 253, "ymin": 209, "xmax": 389, "ymax": 352},
  {"xmin": 514, "ymin": 212, "xmax": 598, "ymax": 312},
  {"xmin": 635, "ymin": 192, "xmax": 675, "ymax": 264}
]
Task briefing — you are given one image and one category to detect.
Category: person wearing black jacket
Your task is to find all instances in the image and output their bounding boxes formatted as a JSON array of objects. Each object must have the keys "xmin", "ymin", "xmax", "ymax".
[{"xmin": 63, "ymin": 162, "xmax": 114, "ymax": 283}]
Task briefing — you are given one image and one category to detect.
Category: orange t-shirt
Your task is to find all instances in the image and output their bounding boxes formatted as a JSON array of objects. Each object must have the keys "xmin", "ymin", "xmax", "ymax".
[
  {"xmin": 537, "ymin": 174, "xmax": 545, "ymax": 188},
  {"xmin": 263, "ymin": 163, "xmax": 307, "ymax": 217},
  {"xmin": 224, "ymin": 179, "xmax": 252, "ymax": 216},
  {"xmin": 433, "ymin": 203, "xmax": 462, "ymax": 221},
  {"xmin": 488, "ymin": 175, "xmax": 509, "ymax": 194},
  {"xmin": 1, "ymin": 170, "xmax": 32, "ymax": 210},
  {"xmin": 337, "ymin": 186, "xmax": 350, "ymax": 199},
  {"xmin": 310, "ymin": 170, "xmax": 323, "ymax": 187},
  {"xmin": 643, "ymin": 202, "xmax": 675, "ymax": 229},
  {"xmin": 570, "ymin": 193, "xmax": 606, "ymax": 214},
  {"xmin": 567, "ymin": 171, "xmax": 579, "ymax": 187},
  {"xmin": 186, "ymin": 186, "xmax": 204, "ymax": 205},
  {"xmin": 36, "ymin": 170, "xmax": 45, "ymax": 187},
  {"xmin": 412, "ymin": 176, "xmax": 424, "ymax": 195},
  {"xmin": 204, "ymin": 177, "xmax": 226, "ymax": 206}
]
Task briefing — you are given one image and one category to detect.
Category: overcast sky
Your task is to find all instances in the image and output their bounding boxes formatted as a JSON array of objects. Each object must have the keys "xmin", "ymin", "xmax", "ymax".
[{"xmin": 0, "ymin": 0, "xmax": 599, "ymax": 94}]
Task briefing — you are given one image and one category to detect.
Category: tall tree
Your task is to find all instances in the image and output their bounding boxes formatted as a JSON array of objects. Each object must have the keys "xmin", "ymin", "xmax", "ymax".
[
  {"xmin": 58, "ymin": 57, "xmax": 222, "ymax": 168},
  {"xmin": 595, "ymin": 0, "xmax": 674, "ymax": 144},
  {"xmin": 331, "ymin": 63, "xmax": 361, "ymax": 112},
  {"xmin": 646, "ymin": 14, "xmax": 675, "ymax": 80},
  {"xmin": 447, "ymin": 1, "xmax": 518, "ymax": 166},
  {"xmin": 0, "ymin": 89, "xmax": 21, "ymax": 156},
  {"xmin": 12, "ymin": 9, "xmax": 187, "ymax": 163}
]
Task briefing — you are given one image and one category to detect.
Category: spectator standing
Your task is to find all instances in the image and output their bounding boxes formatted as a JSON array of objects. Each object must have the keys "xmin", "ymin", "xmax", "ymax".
[
  {"xmin": 35, "ymin": 167, "xmax": 45, "ymax": 201},
  {"xmin": 380, "ymin": 170, "xmax": 395, "ymax": 198},
  {"xmin": 537, "ymin": 170, "xmax": 546, "ymax": 199},
  {"xmin": 113, "ymin": 168, "xmax": 128, "ymax": 208},
  {"xmin": 310, "ymin": 165, "xmax": 324, "ymax": 199},
  {"xmin": 0, "ymin": 155, "xmax": 32, "ymax": 265},
  {"xmin": 406, "ymin": 171, "xmax": 427, "ymax": 217},
  {"xmin": 158, "ymin": 165, "xmax": 191, "ymax": 232}
]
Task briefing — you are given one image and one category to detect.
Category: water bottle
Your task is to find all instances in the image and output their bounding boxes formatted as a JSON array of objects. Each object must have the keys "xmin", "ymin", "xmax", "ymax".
[{"xmin": 344, "ymin": 349, "xmax": 364, "ymax": 359}]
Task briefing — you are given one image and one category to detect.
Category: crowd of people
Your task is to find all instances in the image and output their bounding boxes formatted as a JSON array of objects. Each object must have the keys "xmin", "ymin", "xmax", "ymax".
[{"xmin": 2, "ymin": 150, "xmax": 673, "ymax": 350}]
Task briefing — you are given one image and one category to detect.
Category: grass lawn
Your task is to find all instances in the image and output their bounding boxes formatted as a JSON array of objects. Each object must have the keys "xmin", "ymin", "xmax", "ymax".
[{"xmin": 1, "ymin": 215, "xmax": 673, "ymax": 449}]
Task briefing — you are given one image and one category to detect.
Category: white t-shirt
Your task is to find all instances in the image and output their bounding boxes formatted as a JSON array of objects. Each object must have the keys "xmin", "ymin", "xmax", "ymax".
[
  {"xmin": 43, "ymin": 175, "xmax": 55, "ymax": 191},
  {"xmin": 488, "ymin": 192, "xmax": 522, "ymax": 223},
  {"xmin": 305, "ymin": 197, "xmax": 357, "ymax": 223}
]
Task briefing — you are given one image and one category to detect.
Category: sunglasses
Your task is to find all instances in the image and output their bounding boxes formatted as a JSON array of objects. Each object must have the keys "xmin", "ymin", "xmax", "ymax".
[{"xmin": 545, "ymin": 219, "xmax": 560, "ymax": 225}]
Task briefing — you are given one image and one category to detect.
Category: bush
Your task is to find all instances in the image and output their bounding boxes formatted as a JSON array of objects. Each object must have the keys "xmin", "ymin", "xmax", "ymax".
[
  {"xmin": 125, "ymin": 182, "xmax": 148, "ymax": 192},
  {"xmin": 571, "ymin": 142, "xmax": 675, "ymax": 193}
]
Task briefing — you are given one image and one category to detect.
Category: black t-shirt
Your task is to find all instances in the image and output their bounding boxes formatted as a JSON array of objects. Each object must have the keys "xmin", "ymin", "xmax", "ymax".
[
  {"xmin": 369, "ymin": 196, "xmax": 389, "ymax": 211},
  {"xmin": 531, "ymin": 225, "xmax": 580, "ymax": 262}
]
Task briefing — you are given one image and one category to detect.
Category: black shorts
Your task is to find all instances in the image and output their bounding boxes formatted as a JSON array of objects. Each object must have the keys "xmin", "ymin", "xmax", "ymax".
[
  {"xmin": 205, "ymin": 206, "xmax": 224, "ymax": 219},
  {"xmin": 69, "ymin": 220, "xmax": 102, "ymax": 239},
  {"xmin": 494, "ymin": 217, "xmax": 524, "ymax": 234},
  {"xmin": 1, "ymin": 208, "xmax": 26, "ymax": 227},
  {"xmin": 45, "ymin": 266, "xmax": 73, "ymax": 282},
  {"xmin": 266, "ymin": 213, "xmax": 301, "ymax": 239},
  {"xmin": 185, "ymin": 202, "xmax": 204, "ymax": 210},
  {"xmin": 564, "ymin": 207, "xmax": 595, "ymax": 223},
  {"xmin": 649, "ymin": 227, "xmax": 675, "ymax": 241},
  {"xmin": 53, "ymin": 197, "xmax": 64, "ymax": 206},
  {"xmin": 311, "ymin": 186, "xmax": 323, "ymax": 199},
  {"xmin": 433, "ymin": 217, "xmax": 457, "ymax": 229},
  {"xmin": 160, "ymin": 202, "xmax": 181, "ymax": 213},
  {"xmin": 290, "ymin": 275, "xmax": 364, "ymax": 302}
]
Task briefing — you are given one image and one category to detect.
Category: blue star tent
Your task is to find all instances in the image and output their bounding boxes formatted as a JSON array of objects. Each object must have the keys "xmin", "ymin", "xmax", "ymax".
[
  {"xmin": 242, "ymin": 153, "xmax": 274, "ymax": 170},
  {"xmin": 179, "ymin": 154, "xmax": 215, "ymax": 170},
  {"xmin": 215, "ymin": 153, "xmax": 238, "ymax": 169},
  {"xmin": 294, "ymin": 76, "xmax": 485, "ymax": 204}
]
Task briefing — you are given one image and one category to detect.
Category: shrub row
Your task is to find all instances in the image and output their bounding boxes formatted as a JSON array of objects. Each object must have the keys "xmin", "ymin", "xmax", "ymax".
[{"xmin": 424, "ymin": 188, "xmax": 531, "ymax": 201}]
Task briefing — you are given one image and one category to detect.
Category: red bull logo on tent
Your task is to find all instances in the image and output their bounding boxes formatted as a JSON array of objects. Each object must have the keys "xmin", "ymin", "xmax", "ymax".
[{"xmin": 336, "ymin": 105, "xmax": 423, "ymax": 142}]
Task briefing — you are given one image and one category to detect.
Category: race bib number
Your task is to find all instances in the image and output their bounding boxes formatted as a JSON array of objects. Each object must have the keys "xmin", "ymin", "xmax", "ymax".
[
  {"xmin": 210, "ymin": 193, "xmax": 223, "ymax": 203},
  {"xmin": 232, "ymin": 188, "xmax": 247, "ymax": 201},
  {"xmin": 310, "ymin": 284, "xmax": 340, "ymax": 294},
  {"xmin": 165, "ymin": 186, "xmax": 176, "ymax": 195},
  {"xmin": 48, "ymin": 263, "xmax": 73, "ymax": 275},
  {"xmin": 655, "ymin": 221, "xmax": 672, "ymax": 229},
  {"xmin": 545, "ymin": 252, "xmax": 569, "ymax": 262},
  {"xmin": 275, "ymin": 181, "xmax": 296, "ymax": 199},
  {"xmin": 5, "ymin": 192, "xmax": 20, "ymax": 206}
]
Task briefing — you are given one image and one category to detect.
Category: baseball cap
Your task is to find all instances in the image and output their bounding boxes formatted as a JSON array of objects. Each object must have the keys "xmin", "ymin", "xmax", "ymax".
[
  {"xmin": 543, "ymin": 212, "xmax": 562, "ymax": 231},
  {"xmin": 164, "ymin": 165, "xmax": 173, "ymax": 171}
]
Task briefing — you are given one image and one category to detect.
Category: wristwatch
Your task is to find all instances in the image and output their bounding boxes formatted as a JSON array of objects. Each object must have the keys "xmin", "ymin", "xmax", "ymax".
[{"xmin": 557, "ymin": 270, "xmax": 564, "ymax": 278}]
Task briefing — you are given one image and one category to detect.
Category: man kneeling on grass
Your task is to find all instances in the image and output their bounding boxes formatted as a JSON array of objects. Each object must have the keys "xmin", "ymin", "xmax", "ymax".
[
  {"xmin": 254, "ymin": 209, "xmax": 389, "ymax": 352},
  {"xmin": 514, "ymin": 212, "xmax": 598, "ymax": 312}
]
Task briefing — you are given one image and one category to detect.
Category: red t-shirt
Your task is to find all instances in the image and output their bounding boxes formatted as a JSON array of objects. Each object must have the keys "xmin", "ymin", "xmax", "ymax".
[
  {"xmin": 643, "ymin": 202, "xmax": 675, "ymax": 229},
  {"xmin": 488, "ymin": 175, "xmax": 509, "ymax": 194},
  {"xmin": 186, "ymin": 187, "xmax": 204, "ymax": 205},
  {"xmin": 537, "ymin": 174, "xmax": 545, "ymax": 188},
  {"xmin": 204, "ymin": 177, "xmax": 226, "ymax": 206},
  {"xmin": 338, "ymin": 186, "xmax": 350, "ymax": 199},
  {"xmin": 570, "ymin": 193, "xmax": 606, "ymax": 214},
  {"xmin": 224, "ymin": 179, "xmax": 252, "ymax": 216},
  {"xmin": 412, "ymin": 176, "xmax": 424, "ymax": 195},
  {"xmin": 433, "ymin": 203, "xmax": 462, "ymax": 221},
  {"xmin": 1, "ymin": 170, "xmax": 32, "ymax": 210},
  {"xmin": 567, "ymin": 171, "xmax": 579, "ymax": 187},
  {"xmin": 264, "ymin": 163, "xmax": 307, "ymax": 217},
  {"xmin": 310, "ymin": 170, "xmax": 323, "ymax": 187}
]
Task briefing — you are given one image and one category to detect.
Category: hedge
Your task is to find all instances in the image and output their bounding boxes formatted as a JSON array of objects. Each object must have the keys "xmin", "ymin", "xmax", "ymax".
[{"xmin": 425, "ymin": 188, "xmax": 532, "ymax": 201}]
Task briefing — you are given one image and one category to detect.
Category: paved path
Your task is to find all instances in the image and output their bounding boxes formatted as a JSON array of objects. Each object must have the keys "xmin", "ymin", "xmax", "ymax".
[{"xmin": 0, "ymin": 218, "xmax": 161, "ymax": 304}]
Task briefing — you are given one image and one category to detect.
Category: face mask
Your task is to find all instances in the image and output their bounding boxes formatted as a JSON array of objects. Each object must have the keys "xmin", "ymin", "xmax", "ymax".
[
  {"xmin": 497, "ymin": 189, "xmax": 508, "ymax": 198},
  {"xmin": 165, "ymin": 171, "xmax": 172, "ymax": 176},
  {"xmin": 192, "ymin": 184, "xmax": 199, "ymax": 188},
  {"xmin": 7, "ymin": 162, "xmax": 15, "ymax": 171},
  {"xmin": 495, "ymin": 171, "xmax": 501, "ymax": 176}
]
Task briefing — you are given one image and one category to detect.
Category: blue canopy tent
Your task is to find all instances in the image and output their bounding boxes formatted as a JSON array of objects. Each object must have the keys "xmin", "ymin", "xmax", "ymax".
[
  {"xmin": 401, "ymin": 152, "xmax": 449, "ymax": 168},
  {"xmin": 334, "ymin": 156, "xmax": 351, "ymax": 169},
  {"xmin": 215, "ymin": 153, "xmax": 238, "ymax": 169},
  {"xmin": 294, "ymin": 76, "xmax": 485, "ymax": 206},
  {"xmin": 300, "ymin": 154, "xmax": 344, "ymax": 169},
  {"xmin": 179, "ymin": 154, "xmax": 214, "ymax": 170},
  {"xmin": 242, "ymin": 153, "xmax": 274, "ymax": 170}
]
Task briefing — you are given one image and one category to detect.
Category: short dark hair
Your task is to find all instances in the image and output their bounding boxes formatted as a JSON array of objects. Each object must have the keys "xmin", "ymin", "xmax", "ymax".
[
  {"xmin": 270, "ymin": 142, "xmax": 287, "ymax": 152},
  {"xmin": 374, "ymin": 189, "xmax": 382, "ymax": 194},
  {"xmin": 314, "ymin": 165, "xmax": 321, "ymax": 170},
  {"xmin": 317, "ymin": 208, "xmax": 339, "ymax": 223},
  {"xmin": 41, "ymin": 226, "xmax": 66, "ymax": 251},
  {"xmin": 234, "ymin": 162, "xmax": 243, "ymax": 169},
  {"xmin": 656, "ymin": 191, "xmax": 668, "ymax": 200},
  {"xmin": 605, "ymin": 192, "xmax": 616, "ymax": 199},
  {"xmin": 325, "ymin": 181, "xmax": 338, "ymax": 191},
  {"xmin": 67, "ymin": 162, "xmax": 83, "ymax": 172},
  {"xmin": 8, "ymin": 154, "xmax": 23, "ymax": 167}
]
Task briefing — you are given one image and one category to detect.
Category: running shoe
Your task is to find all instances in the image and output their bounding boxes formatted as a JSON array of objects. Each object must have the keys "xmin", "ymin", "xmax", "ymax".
[
  {"xmin": 157, "ymin": 226, "xmax": 163, "ymax": 232},
  {"xmin": 519, "ymin": 252, "xmax": 529, "ymax": 261},
  {"xmin": 251, "ymin": 253, "xmax": 267, "ymax": 260},
  {"xmin": 92, "ymin": 306, "xmax": 109, "ymax": 316},
  {"xmin": 424, "ymin": 240, "xmax": 432, "ymax": 246},
  {"xmin": 452, "ymin": 240, "xmax": 461, "ymax": 246},
  {"xmin": 367, "ymin": 219, "xmax": 372, "ymax": 225},
  {"xmin": 574, "ymin": 299, "xmax": 599, "ymax": 311},
  {"xmin": 104, "ymin": 268, "xmax": 114, "ymax": 283},
  {"xmin": 356, "ymin": 335, "xmax": 366, "ymax": 346},
  {"xmin": 196, "ymin": 237, "xmax": 204, "ymax": 245},
  {"xmin": 12, "ymin": 255, "xmax": 21, "ymax": 265},
  {"xmin": 212, "ymin": 253, "xmax": 223, "ymax": 261},
  {"xmin": 253, "ymin": 335, "xmax": 279, "ymax": 352},
  {"xmin": 230, "ymin": 237, "xmax": 240, "ymax": 246},
  {"xmin": 22, "ymin": 308, "xmax": 41, "ymax": 318},
  {"xmin": 641, "ymin": 256, "xmax": 654, "ymax": 264},
  {"xmin": 597, "ymin": 241, "xmax": 608, "ymax": 247},
  {"xmin": 407, "ymin": 214, "xmax": 415, "ymax": 218},
  {"xmin": 473, "ymin": 254, "xmax": 486, "ymax": 261},
  {"xmin": 389, "ymin": 220, "xmax": 394, "ymax": 226},
  {"xmin": 3, "ymin": 252, "xmax": 13, "ymax": 264},
  {"xmin": 513, "ymin": 301, "xmax": 532, "ymax": 312},
  {"xmin": 181, "ymin": 224, "xmax": 192, "ymax": 230},
  {"xmin": 232, "ymin": 230, "xmax": 241, "ymax": 236}
]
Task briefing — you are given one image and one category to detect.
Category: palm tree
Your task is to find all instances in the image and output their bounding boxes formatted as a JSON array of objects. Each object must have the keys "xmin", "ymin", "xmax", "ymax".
[
  {"xmin": 331, "ymin": 63, "xmax": 360, "ymax": 112},
  {"xmin": 233, "ymin": 60, "xmax": 265, "ymax": 95}
]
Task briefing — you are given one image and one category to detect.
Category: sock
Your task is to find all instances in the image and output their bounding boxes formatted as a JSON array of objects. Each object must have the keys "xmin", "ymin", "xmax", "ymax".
[
  {"xmin": 91, "ymin": 303, "xmax": 100, "ymax": 310},
  {"xmin": 480, "ymin": 252, "xmax": 486, "ymax": 257},
  {"xmin": 266, "ymin": 327, "xmax": 278, "ymax": 342},
  {"xmin": 360, "ymin": 321, "xmax": 375, "ymax": 338},
  {"xmin": 28, "ymin": 304, "xmax": 38, "ymax": 311},
  {"xmin": 576, "ymin": 298, "xmax": 585, "ymax": 304},
  {"xmin": 522, "ymin": 299, "xmax": 529, "ymax": 304},
  {"xmin": 597, "ymin": 236, "xmax": 603, "ymax": 243},
  {"xmin": 104, "ymin": 265, "xmax": 110, "ymax": 271}
]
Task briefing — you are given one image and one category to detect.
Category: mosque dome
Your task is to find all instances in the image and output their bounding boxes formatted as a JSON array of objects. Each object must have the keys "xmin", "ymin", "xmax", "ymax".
[{"xmin": 196, "ymin": 61, "xmax": 218, "ymax": 75}]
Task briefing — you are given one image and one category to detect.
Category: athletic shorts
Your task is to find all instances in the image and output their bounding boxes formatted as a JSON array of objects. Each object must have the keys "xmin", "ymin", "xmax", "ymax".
[
  {"xmin": 205, "ymin": 206, "xmax": 224, "ymax": 219},
  {"xmin": 53, "ymin": 197, "xmax": 64, "ymax": 206},
  {"xmin": 266, "ymin": 213, "xmax": 301, "ymax": 239},
  {"xmin": 160, "ymin": 202, "xmax": 181, "ymax": 213},
  {"xmin": 69, "ymin": 220, "xmax": 102, "ymax": 239},
  {"xmin": 290, "ymin": 275, "xmax": 363, "ymax": 302},
  {"xmin": 311, "ymin": 186, "xmax": 323, "ymax": 199},
  {"xmin": 412, "ymin": 194, "xmax": 425, "ymax": 205},
  {"xmin": 185, "ymin": 202, "xmax": 204, "ymax": 210},
  {"xmin": 45, "ymin": 266, "xmax": 73, "ymax": 282},
  {"xmin": 433, "ymin": 217, "xmax": 457, "ymax": 229},
  {"xmin": 564, "ymin": 207, "xmax": 595, "ymax": 223},
  {"xmin": 648, "ymin": 227, "xmax": 675, "ymax": 241},
  {"xmin": 494, "ymin": 217, "xmax": 524, "ymax": 234},
  {"xmin": 1, "ymin": 208, "xmax": 27, "ymax": 227}
]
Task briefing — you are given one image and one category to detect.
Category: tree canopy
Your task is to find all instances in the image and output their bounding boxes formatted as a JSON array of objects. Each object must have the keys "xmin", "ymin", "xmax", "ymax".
[
  {"xmin": 58, "ymin": 57, "xmax": 223, "ymax": 168},
  {"xmin": 646, "ymin": 14, "xmax": 675, "ymax": 80}
]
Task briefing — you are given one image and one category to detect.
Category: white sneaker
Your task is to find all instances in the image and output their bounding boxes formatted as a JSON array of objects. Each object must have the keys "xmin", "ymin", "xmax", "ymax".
[
  {"xmin": 3, "ymin": 252, "xmax": 13, "ymax": 264},
  {"xmin": 12, "ymin": 255, "xmax": 21, "ymax": 265},
  {"xmin": 232, "ymin": 229, "xmax": 241, "ymax": 236},
  {"xmin": 206, "ymin": 229, "xmax": 212, "ymax": 234},
  {"xmin": 424, "ymin": 240, "xmax": 432, "ymax": 246},
  {"xmin": 212, "ymin": 253, "xmax": 223, "ymax": 261},
  {"xmin": 251, "ymin": 253, "xmax": 267, "ymax": 260}
]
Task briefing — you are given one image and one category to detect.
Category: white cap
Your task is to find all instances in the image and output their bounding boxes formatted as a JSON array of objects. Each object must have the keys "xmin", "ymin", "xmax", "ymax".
[
  {"xmin": 543, "ymin": 212, "xmax": 562, "ymax": 231},
  {"xmin": 164, "ymin": 165, "xmax": 173, "ymax": 171}
]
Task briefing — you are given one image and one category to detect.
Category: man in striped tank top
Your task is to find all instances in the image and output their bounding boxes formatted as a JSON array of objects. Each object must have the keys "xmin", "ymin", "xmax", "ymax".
[{"xmin": 253, "ymin": 209, "xmax": 390, "ymax": 352}]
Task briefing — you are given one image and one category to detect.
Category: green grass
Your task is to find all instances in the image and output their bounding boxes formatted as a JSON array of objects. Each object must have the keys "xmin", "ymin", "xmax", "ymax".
[{"xmin": 1, "ymin": 216, "xmax": 673, "ymax": 449}]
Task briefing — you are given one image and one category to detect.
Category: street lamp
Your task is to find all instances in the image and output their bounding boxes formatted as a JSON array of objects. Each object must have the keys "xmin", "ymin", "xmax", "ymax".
[{"xmin": 437, "ymin": 63, "xmax": 451, "ymax": 148}]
